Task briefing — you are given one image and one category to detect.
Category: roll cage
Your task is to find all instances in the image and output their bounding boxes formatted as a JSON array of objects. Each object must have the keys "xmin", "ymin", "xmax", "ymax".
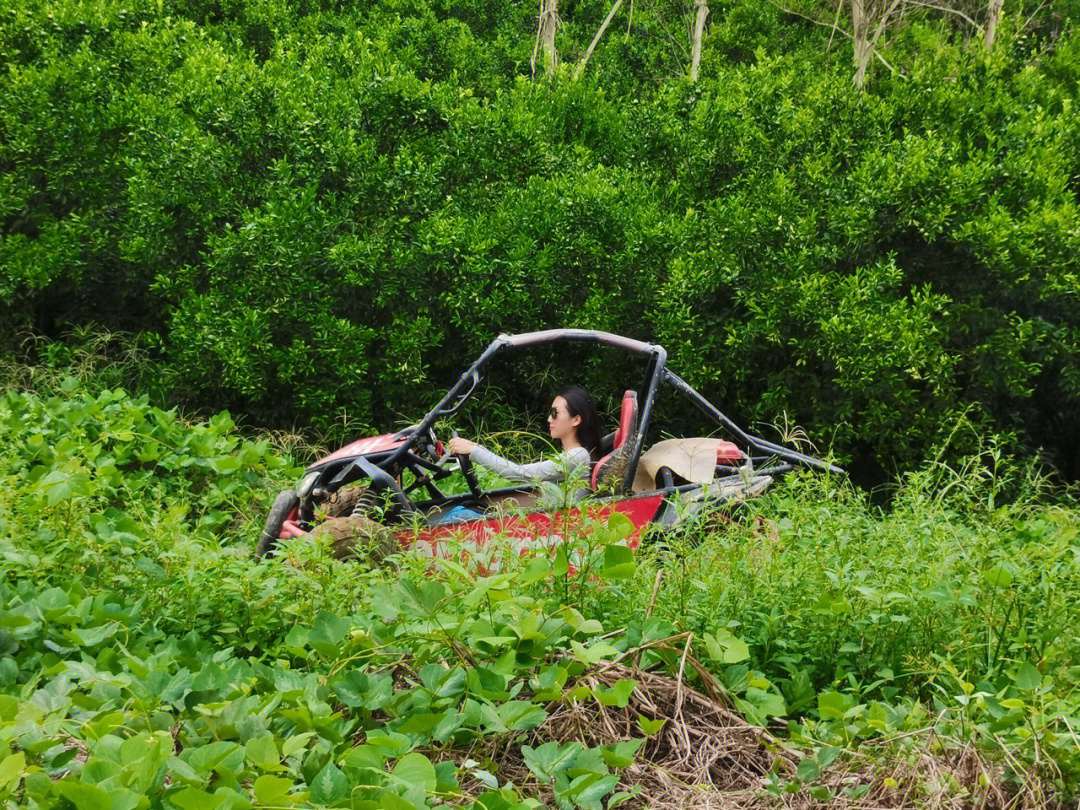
[{"xmin": 378, "ymin": 329, "xmax": 840, "ymax": 499}]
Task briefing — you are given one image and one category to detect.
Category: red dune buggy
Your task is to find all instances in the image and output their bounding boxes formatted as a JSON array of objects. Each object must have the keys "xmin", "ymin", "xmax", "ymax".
[{"xmin": 256, "ymin": 330, "xmax": 841, "ymax": 562}]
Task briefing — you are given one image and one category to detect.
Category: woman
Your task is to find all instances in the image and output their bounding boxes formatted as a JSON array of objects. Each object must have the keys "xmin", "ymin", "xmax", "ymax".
[{"xmin": 438, "ymin": 385, "xmax": 602, "ymax": 521}]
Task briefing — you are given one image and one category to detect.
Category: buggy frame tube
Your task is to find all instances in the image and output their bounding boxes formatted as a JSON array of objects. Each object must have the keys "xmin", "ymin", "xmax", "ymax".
[
  {"xmin": 383, "ymin": 336, "xmax": 510, "ymax": 468},
  {"xmin": 501, "ymin": 329, "xmax": 656, "ymax": 355},
  {"xmin": 383, "ymin": 329, "xmax": 838, "ymax": 479},
  {"xmin": 622, "ymin": 345, "xmax": 667, "ymax": 492},
  {"xmin": 385, "ymin": 330, "xmax": 661, "ymax": 470},
  {"xmin": 663, "ymin": 369, "xmax": 843, "ymax": 473}
]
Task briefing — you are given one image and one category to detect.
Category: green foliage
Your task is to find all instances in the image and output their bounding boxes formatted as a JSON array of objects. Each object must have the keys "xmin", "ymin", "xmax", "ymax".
[
  {"xmin": 0, "ymin": 569, "xmax": 640, "ymax": 809},
  {"xmin": 2, "ymin": 0, "xmax": 1079, "ymax": 479},
  {"xmin": 598, "ymin": 445, "xmax": 1080, "ymax": 791},
  {"xmin": 1, "ymin": 375, "xmax": 1080, "ymax": 805},
  {"xmin": 0, "ymin": 379, "xmax": 651, "ymax": 809}
]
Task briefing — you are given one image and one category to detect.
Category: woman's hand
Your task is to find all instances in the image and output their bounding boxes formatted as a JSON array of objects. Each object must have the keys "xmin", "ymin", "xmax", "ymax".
[{"xmin": 447, "ymin": 437, "xmax": 477, "ymax": 456}]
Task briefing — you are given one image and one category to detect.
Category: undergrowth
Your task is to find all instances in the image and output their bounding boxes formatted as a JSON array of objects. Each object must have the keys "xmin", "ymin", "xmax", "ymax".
[{"xmin": 1, "ymin": 370, "xmax": 1078, "ymax": 808}]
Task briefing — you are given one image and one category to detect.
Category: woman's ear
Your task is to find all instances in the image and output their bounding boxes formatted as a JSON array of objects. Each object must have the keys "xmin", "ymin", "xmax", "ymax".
[{"xmin": 571, "ymin": 415, "xmax": 582, "ymax": 428}]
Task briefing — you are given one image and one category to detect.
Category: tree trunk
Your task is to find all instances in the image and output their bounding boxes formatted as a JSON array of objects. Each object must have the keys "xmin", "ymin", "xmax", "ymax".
[
  {"xmin": 689, "ymin": 0, "xmax": 709, "ymax": 82},
  {"xmin": 851, "ymin": 0, "xmax": 900, "ymax": 89},
  {"xmin": 984, "ymin": 0, "xmax": 1003, "ymax": 50},
  {"xmin": 850, "ymin": 0, "xmax": 871, "ymax": 89},
  {"xmin": 576, "ymin": 0, "xmax": 624, "ymax": 79},
  {"xmin": 531, "ymin": 0, "xmax": 560, "ymax": 79}
]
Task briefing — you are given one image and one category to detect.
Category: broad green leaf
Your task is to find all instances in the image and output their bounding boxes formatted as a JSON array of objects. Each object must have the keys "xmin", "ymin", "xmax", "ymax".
[
  {"xmin": 378, "ymin": 790, "xmax": 417, "ymax": 810},
  {"xmin": 574, "ymin": 773, "xmax": 619, "ymax": 805},
  {"xmin": 246, "ymin": 736, "xmax": 282, "ymax": 772},
  {"xmin": 570, "ymin": 640, "xmax": 618, "ymax": 665},
  {"xmin": 521, "ymin": 742, "xmax": 581, "ymax": 784},
  {"xmin": 747, "ymin": 690, "xmax": 786, "ymax": 718},
  {"xmin": 704, "ymin": 630, "xmax": 752, "ymax": 665},
  {"xmin": 1014, "ymin": 663, "xmax": 1042, "ymax": 691},
  {"xmin": 330, "ymin": 670, "xmax": 368, "ymax": 708},
  {"xmin": 600, "ymin": 545, "xmax": 636, "ymax": 580},
  {"xmin": 309, "ymin": 762, "xmax": 349, "ymax": 805},
  {"xmin": 817, "ymin": 692, "xmax": 854, "ymax": 720},
  {"xmin": 396, "ymin": 709, "xmax": 445, "ymax": 737},
  {"xmin": 172, "ymin": 787, "xmax": 227, "ymax": 810},
  {"xmin": 309, "ymin": 612, "xmax": 352, "ymax": 657},
  {"xmin": 471, "ymin": 790, "xmax": 515, "ymax": 810},
  {"xmin": 463, "ymin": 575, "xmax": 510, "ymax": 607},
  {"xmin": 553, "ymin": 547, "xmax": 569, "ymax": 578},
  {"xmin": 496, "ymin": 701, "xmax": 547, "ymax": 731},
  {"xmin": 54, "ymin": 781, "xmax": 111, "ymax": 810},
  {"xmin": 604, "ymin": 512, "xmax": 634, "ymax": 543},
  {"xmin": 607, "ymin": 785, "xmax": 643, "ymax": 808},
  {"xmin": 796, "ymin": 756, "xmax": 821, "ymax": 782},
  {"xmin": 66, "ymin": 623, "xmax": 119, "ymax": 647},
  {"xmin": 391, "ymin": 753, "xmax": 436, "ymax": 791},
  {"xmin": 637, "ymin": 717, "xmax": 665, "ymax": 736},
  {"xmin": 341, "ymin": 746, "xmax": 385, "ymax": 772},
  {"xmin": 282, "ymin": 732, "xmax": 316, "ymax": 758},
  {"xmin": 186, "ymin": 741, "xmax": 243, "ymax": 776},
  {"xmin": 722, "ymin": 637, "xmax": 750, "ymax": 664},
  {"xmin": 600, "ymin": 739, "xmax": 643, "ymax": 769},
  {"xmin": 520, "ymin": 557, "xmax": 550, "ymax": 585},
  {"xmin": 594, "ymin": 679, "xmax": 636, "ymax": 708},
  {"xmin": 0, "ymin": 752, "xmax": 25, "ymax": 791},
  {"xmin": 566, "ymin": 746, "xmax": 607, "ymax": 778},
  {"xmin": 212, "ymin": 456, "xmax": 241, "ymax": 474},
  {"xmin": 253, "ymin": 775, "xmax": 293, "ymax": 805},
  {"xmin": 36, "ymin": 587, "xmax": 70, "ymax": 611},
  {"xmin": 983, "ymin": 566, "xmax": 1013, "ymax": 588},
  {"xmin": 311, "ymin": 612, "xmax": 351, "ymax": 644}
]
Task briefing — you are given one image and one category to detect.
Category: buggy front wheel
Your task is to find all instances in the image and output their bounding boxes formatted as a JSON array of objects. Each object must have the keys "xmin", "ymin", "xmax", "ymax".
[{"xmin": 256, "ymin": 490, "xmax": 300, "ymax": 560}]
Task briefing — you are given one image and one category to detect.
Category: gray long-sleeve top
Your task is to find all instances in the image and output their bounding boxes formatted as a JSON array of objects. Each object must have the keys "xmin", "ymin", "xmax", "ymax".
[{"xmin": 471, "ymin": 444, "xmax": 592, "ymax": 508}]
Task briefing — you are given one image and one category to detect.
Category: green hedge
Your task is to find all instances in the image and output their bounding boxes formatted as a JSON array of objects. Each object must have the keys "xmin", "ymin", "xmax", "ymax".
[{"xmin": 2, "ymin": 0, "xmax": 1078, "ymax": 479}]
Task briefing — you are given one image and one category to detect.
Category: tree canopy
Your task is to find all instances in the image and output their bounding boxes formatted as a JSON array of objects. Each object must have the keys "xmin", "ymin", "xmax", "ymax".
[{"xmin": 2, "ymin": 0, "xmax": 1078, "ymax": 481}]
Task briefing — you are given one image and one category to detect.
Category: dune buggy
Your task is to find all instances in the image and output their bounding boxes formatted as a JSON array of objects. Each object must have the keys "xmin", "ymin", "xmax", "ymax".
[{"xmin": 256, "ymin": 329, "xmax": 841, "ymax": 562}]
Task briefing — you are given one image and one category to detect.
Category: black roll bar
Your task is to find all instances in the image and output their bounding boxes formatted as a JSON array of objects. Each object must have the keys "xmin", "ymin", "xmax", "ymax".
[
  {"xmin": 381, "ymin": 328, "xmax": 841, "ymax": 480},
  {"xmin": 384, "ymin": 329, "xmax": 663, "ymax": 470},
  {"xmin": 662, "ymin": 369, "xmax": 844, "ymax": 474}
]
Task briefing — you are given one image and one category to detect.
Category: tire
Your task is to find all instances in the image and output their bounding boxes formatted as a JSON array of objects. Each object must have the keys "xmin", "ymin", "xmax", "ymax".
[
  {"xmin": 256, "ymin": 490, "xmax": 300, "ymax": 560},
  {"xmin": 322, "ymin": 485, "xmax": 369, "ymax": 518},
  {"xmin": 308, "ymin": 515, "xmax": 400, "ymax": 562}
]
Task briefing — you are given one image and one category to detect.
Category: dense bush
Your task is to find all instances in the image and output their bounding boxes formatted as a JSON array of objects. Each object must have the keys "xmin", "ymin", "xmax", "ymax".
[{"xmin": 2, "ymin": 0, "xmax": 1078, "ymax": 481}]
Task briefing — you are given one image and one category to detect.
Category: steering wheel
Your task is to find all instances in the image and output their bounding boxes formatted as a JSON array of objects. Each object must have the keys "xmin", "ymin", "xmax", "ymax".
[{"xmin": 450, "ymin": 430, "xmax": 483, "ymax": 498}]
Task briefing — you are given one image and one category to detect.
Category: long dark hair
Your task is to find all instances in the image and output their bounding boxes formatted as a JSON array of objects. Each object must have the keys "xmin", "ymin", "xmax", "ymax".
[{"xmin": 557, "ymin": 384, "xmax": 602, "ymax": 463}]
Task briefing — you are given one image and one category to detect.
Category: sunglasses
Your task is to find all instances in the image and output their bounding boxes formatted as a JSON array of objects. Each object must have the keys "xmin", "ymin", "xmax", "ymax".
[{"xmin": 549, "ymin": 407, "xmax": 563, "ymax": 420}]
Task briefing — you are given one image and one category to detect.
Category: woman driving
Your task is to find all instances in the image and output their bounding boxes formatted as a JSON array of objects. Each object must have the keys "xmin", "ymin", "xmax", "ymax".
[{"xmin": 439, "ymin": 384, "xmax": 601, "ymax": 520}]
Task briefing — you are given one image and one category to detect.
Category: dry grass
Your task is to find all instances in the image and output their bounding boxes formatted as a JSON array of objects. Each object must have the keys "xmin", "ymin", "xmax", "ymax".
[{"xmin": 441, "ymin": 649, "xmax": 1054, "ymax": 810}]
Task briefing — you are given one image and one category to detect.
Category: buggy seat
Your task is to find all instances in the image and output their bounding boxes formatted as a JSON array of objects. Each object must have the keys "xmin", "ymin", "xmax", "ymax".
[{"xmin": 591, "ymin": 390, "xmax": 639, "ymax": 491}]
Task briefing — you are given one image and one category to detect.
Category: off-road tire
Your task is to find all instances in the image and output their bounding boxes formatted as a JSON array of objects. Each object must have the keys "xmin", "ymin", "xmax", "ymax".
[
  {"xmin": 256, "ymin": 490, "xmax": 300, "ymax": 560},
  {"xmin": 321, "ymin": 485, "xmax": 369, "ymax": 518},
  {"xmin": 308, "ymin": 514, "xmax": 400, "ymax": 562}
]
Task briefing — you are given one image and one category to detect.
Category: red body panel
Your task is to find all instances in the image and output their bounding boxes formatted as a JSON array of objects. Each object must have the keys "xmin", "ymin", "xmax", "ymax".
[
  {"xmin": 309, "ymin": 433, "xmax": 408, "ymax": 468},
  {"xmin": 397, "ymin": 494, "xmax": 665, "ymax": 561}
]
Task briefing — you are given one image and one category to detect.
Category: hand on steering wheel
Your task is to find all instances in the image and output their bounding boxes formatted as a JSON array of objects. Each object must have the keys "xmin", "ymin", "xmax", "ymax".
[{"xmin": 449, "ymin": 431, "xmax": 483, "ymax": 498}]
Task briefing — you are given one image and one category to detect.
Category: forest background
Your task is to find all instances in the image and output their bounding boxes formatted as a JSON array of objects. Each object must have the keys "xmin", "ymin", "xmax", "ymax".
[{"xmin": 3, "ymin": 0, "xmax": 1080, "ymax": 485}]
